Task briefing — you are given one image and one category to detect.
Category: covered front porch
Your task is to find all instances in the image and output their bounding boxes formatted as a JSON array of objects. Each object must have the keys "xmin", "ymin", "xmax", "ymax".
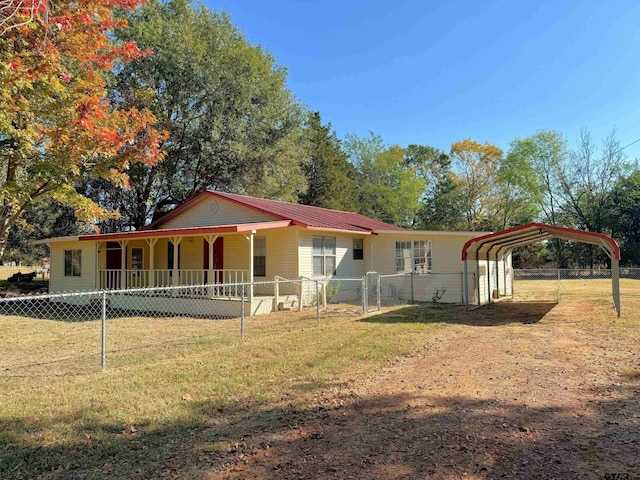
[{"xmin": 78, "ymin": 221, "xmax": 301, "ymax": 315}]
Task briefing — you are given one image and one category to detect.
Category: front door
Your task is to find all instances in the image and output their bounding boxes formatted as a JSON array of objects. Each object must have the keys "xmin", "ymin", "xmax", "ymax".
[
  {"xmin": 203, "ymin": 237, "xmax": 224, "ymax": 283},
  {"xmin": 105, "ymin": 242, "xmax": 123, "ymax": 289}
]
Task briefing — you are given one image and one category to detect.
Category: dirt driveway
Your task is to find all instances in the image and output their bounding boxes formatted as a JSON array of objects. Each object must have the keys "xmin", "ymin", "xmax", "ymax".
[{"xmin": 212, "ymin": 302, "xmax": 640, "ymax": 480}]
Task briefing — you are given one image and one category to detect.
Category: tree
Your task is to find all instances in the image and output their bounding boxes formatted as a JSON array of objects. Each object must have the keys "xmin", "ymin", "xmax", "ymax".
[
  {"xmin": 558, "ymin": 129, "xmax": 626, "ymax": 268},
  {"xmin": 108, "ymin": 0, "xmax": 306, "ymax": 228},
  {"xmin": 506, "ymin": 131, "xmax": 567, "ymax": 225},
  {"xmin": 608, "ymin": 169, "xmax": 640, "ymax": 265},
  {"xmin": 345, "ymin": 133, "xmax": 424, "ymax": 227},
  {"xmin": 298, "ymin": 112, "xmax": 356, "ymax": 211},
  {"xmin": 0, "ymin": 0, "xmax": 164, "ymax": 258},
  {"xmin": 405, "ymin": 144, "xmax": 465, "ymax": 230},
  {"xmin": 449, "ymin": 139, "xmax": 503, "ymax": 230}
]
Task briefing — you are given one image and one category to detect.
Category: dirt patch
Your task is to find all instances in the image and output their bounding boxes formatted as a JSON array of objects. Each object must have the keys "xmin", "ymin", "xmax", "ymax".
[{"xmin": 208, "ymin": 301, "xmax": 640, "ymax": 479}]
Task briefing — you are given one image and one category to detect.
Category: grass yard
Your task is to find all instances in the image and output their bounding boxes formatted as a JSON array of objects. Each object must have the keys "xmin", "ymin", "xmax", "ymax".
[
  {"xmin": 0, "ymin": 290, "xmax": 638, "ymax": 479},
  {"xmin": 0, "ymin": 305, "xmax": 450, "ymax": 479},
  {"xmin": 513, "ymin": 277, "xmax": 640, "ymax": 303}
]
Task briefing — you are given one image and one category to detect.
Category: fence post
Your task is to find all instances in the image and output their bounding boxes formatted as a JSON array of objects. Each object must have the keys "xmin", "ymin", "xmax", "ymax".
[
  {"xmin": 376, "ymin": 274, "xmax": 381, "ymax": 311},
  {"xmin": 410, "ymin": 272, "xmax": 414, "ymax": 303},
  {"xmin": 316, "ymin": 280, "xmax": 320, "ymax": 325},
  {"xmin": 241, "ymin": 290, "xmax": 245, "ymax": 339},
  {"xmin": 101, "ymin": 291, "xmax": 106, "ymax": 371},
  {"xmin": 361, "ymin": 276, "xmax": 367, "ymax": 314}
]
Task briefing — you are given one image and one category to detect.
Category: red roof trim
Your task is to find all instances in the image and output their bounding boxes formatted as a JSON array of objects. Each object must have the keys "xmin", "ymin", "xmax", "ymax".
[
  {"xmin": 79, "ymin": 221, "xmax": 292, "ymax": 242},
  {"xmin": 305, "ymin": 226, "xmax": 371, "ymax": 234},
  {"xmin": 461, "ymin": 223, "xmax": 621, "ymax": 260}
]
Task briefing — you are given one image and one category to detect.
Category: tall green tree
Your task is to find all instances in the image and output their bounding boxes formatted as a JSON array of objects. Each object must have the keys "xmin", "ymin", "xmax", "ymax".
[
  {"xmin": 607, "ymin": 169, "xmax": 640, "ymax": 265},
  {"xmin": 108, "ymin": 0, "xmax": 306, "ymax": 228},
  {"xmin": 298, "ymin": 112, "xmax": 356, "ymax": 211},
  {"xmin": 405, "ymin": 144, "xmax": 464, "ymax": 230},
  {"xmin": 449, "ymin": 139, "xmax": 503, "ymax": 230},
  {"xmin": 345, "ymin": 133, "xmax": 424, "ymax": 227},
  {"xmin": 506, "ymin": 131, "xmax": 567, "ymax": 226}
]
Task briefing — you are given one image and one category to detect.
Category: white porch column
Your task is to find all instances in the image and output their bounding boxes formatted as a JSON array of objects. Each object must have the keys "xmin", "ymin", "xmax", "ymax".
[
  {"xmin": 206, "ymin": 234, "xmax": 218, "ymax": 298},
  {"xmin": 119, "ymin": 240, "xmax": 129, "ymax": 289},
  {"xmin": 171, "ymin": 236, "xmax": 183, "ymax": 287},
  {"xmin": 246, "ymin": 230, "xmax": 255, "ymax": 313},
  {"xmin": 95, "ymin": 241, "xmax": 102, "ymax": 290},
  {"xmin": 146, "ymin": 238, "xmax": 157, "ymax": 287}
]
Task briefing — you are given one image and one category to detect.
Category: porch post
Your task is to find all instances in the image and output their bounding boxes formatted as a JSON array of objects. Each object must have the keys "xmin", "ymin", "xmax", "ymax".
[
  {"xmin": 95, "ymin": 241, "xmax": 102, "ymax": 290},
  {"xmin": 147, "ymin": 238, "xmax": 157, "ymax": 287},
  {"xmin": 171, "ymin": 236, "xmax": 183, "ymax": 287},
  {"xmin": 248, "ymin": 231, "xmax": 254, "ymax": 306},
  {"xmin": 119, "ymin": 240, "xmax": 129, "ymax": 289},
  {"xmin": 207, "ymin": 234, "xmax": 218, "ymax": 298}
]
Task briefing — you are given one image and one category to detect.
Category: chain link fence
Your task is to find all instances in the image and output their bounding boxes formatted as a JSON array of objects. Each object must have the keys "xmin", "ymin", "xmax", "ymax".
[
  {"xmin": 513, "ymin": 268, "xmax": 640, "ymax": 303},
  {"xmin": 0, "ymin": 272, "xmax": 472, "ymax": 374}
]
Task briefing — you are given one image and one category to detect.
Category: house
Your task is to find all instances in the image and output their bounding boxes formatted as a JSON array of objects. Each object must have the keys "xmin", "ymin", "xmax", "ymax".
[{"xmin": 35, "ymin": 191, "xmax": 511, "ymax": 314}]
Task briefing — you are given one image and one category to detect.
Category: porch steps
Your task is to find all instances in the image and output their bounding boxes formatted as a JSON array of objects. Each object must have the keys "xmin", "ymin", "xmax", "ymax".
[{"xmin": 276, "ymin": 294, "xmax": 299, "ymax": 311}]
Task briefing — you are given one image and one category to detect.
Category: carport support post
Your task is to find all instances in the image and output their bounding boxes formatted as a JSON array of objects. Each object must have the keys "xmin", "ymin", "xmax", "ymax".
[
  {"xmin": 612, "ymin": 258, "xmax": 621, "ymax": 317},
  {"xmin": 476, "ymin": 257, "xmax": 481, "ymax": 306},
  {"xmin": 463, "ymin": 259, "xmax": 469, "ymax": 309}
]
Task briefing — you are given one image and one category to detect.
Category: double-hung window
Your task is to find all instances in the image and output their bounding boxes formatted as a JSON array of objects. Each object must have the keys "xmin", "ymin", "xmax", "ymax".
[
  {"xmin": 395, "ymin": 240, "xmax": 432, "ymax": 273},
  {"xmin": 253, "ymin": 237, "xmax": 266, "ymax": 277},
  {"xmin": 313, "ymin": 236, "xmax": 336, "ymax": 276},
  {"xmin": 64, "ymin": 250, "xmax": 82, "ymax": 277}
]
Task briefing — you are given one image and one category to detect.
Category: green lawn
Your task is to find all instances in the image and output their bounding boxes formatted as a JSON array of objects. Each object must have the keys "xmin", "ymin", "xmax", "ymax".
[{"xmin": 0, "ymin": 305, "xmax": 449, "ymax": 479}]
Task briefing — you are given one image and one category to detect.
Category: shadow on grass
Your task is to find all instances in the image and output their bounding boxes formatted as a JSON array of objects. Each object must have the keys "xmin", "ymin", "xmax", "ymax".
[
  {"xmin": 1, "ymin": 372, "xmax": 638, "ymax": 479},
  {"xmin": 361, "ymin": 302, "xmax": 557, "ymax": 327}
]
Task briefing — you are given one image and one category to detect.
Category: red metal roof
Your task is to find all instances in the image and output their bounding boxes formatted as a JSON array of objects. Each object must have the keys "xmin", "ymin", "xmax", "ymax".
[
  {"xmin": 145, "ymin": 190, "xmax": 406, "ymax": 234},
  {"xmin": 462, "ymin": 223, "xmax": 621, "ymax": 261},
  {"xmin": 79, "ymin": 221, "xmax": 292, "ymax": 242}
]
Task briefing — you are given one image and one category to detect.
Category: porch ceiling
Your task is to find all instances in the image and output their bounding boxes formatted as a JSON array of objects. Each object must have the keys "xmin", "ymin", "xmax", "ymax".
[{"xmin": 78, "ymin": 220, "xmax": 292, "ymax": 242}]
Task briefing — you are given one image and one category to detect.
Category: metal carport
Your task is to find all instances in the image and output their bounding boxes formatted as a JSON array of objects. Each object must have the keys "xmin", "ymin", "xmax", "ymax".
[{"xmin": 461, "ymin": 223, "xmax": 622, "ymax": 317}]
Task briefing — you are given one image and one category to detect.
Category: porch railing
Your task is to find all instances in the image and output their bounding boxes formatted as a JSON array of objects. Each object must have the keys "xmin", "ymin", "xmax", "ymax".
[{"xmin": 98, "ymin": 269, "xmax": 247, "ymax": 297}]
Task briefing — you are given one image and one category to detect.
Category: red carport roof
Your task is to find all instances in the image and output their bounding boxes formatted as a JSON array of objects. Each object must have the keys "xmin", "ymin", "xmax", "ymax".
[
  {"xmin": 462, "ymin": 223, "xmax": 620, "ymax": 261},
  {"xmin": 142, "ymin": 190, "xmax": 405, "ymax": 234}
]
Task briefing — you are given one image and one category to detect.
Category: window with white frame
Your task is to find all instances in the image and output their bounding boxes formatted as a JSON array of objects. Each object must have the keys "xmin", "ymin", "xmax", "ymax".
[
  {"xmin": 64, "ymin": 249, "xmax": 82, "ymax": 277},
  {"xmin": 395, "ymin": 240, "xmax": 432, "ymax": 273},
  {"xmin": 353, "ymin": 238, "xmax": 364, "ymax": 260},
  {"xmin": 253, "ymin": 236, "xmax": 266, "ymax": 277},
  {"xmin": 313, "ymin": 236, "xmax": 336, "ymax": 276}
]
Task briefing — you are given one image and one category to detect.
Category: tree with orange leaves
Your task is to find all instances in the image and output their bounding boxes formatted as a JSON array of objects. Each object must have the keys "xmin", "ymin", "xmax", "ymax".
[{"xmin": 0, "ymin": 0, "xmax": 166, "ymax": 259}]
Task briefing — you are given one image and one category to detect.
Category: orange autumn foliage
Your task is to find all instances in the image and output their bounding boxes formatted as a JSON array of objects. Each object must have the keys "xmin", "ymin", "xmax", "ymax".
[{"xmin": 0, "ymin": 0, "xmax": 167, "ymax": 255}]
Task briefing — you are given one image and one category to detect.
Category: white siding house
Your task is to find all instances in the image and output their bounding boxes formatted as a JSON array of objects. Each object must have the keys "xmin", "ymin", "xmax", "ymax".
[{"xmin": 36, "ymin": 191, "xmax": 511, "ymax": 313}]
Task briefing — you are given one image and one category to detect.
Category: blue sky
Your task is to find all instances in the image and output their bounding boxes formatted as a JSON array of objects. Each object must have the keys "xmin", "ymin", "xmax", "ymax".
[{"xmin": 209, "ymin": 0, "xmax": 640, "ymax": 159}]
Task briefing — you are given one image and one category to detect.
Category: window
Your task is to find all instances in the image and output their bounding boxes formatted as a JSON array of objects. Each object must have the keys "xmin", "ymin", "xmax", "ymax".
[
  {"xmin": 395, "ymin": 240, "xmax": 432, "ymax": 273},
  {"xmin": 253, "ymin": 236, "xmax": 266, "ymax": 277},
  {"xmin": 131, "ymin": 248, "xmax": 143, "ymax": 270},
  {"xmin": 313, "ymin": 236, "xmax": 336, "ymax": 276},
  {"xmin": 413, "ymin": 240, "xmax": 432, "ymax": 273},
  {"xmin": 64, "ymin": 250, "xmax": 82, "ymax": 277},
  {"xmin": 353, "ymin": 238, "xmax": 364, "ymax": 260}
]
